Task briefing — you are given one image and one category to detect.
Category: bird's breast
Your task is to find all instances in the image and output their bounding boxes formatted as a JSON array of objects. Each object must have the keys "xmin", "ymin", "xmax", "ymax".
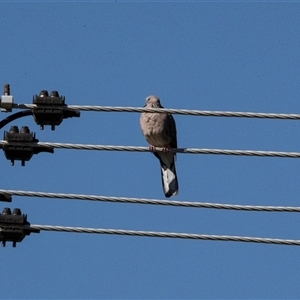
[{"xmin": 141, "ymin": 113, "xmax": 170, "ymax": 147}]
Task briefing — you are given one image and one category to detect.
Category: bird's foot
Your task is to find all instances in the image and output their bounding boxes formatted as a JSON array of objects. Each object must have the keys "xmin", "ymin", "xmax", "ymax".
[
  {"xmin": 149, "ymin": 145, "xmax": 169, "ymax": 153},
  {"xmin": 161, "ymin": 147, "xmax": 169, "ymax": 153}
]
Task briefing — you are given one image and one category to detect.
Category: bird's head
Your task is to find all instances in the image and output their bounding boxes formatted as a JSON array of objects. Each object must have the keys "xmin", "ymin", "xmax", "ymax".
[{"xmin": 144, "ymin": 95, "xmax": 163, "ymax": 108}]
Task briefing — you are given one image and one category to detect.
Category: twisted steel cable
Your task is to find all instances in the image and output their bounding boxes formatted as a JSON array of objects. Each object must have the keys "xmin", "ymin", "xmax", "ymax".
[
  {"xmin": 12, "ymin": 103, "xmax": 300, "ymax": 120},
  {"xmin": 0, "ymin": 141, "xmax": 300, "ymax": 158},
  {"xmin": 2, "ymin": 188, "xmax": 300, "ymax": 212},
  {"xmin": 29, "ymin": 224, "xmax": 300, "ymax": 246}
]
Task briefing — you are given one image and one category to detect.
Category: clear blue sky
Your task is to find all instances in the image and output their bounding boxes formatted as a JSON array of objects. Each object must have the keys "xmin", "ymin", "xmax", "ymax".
[{"xmin": 1, "ymin": 1, "xmax": 300, "ymax": 298}]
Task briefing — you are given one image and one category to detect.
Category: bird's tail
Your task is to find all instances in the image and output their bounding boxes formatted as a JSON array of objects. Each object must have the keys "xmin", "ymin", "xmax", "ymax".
[{"xmin": 156, "ymin": 152, "xmax": 179, "ymax": 198}]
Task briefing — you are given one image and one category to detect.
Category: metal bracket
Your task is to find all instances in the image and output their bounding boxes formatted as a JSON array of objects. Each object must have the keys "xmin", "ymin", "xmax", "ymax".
[
  {"xmin": 0, "ymin": 207, "xmax": 40, "ymax": 247},
  {"xmin": 1, "ymin": 126, "xmax": 54, "ymax": 166},
  {"xmin": 0, "ymin": 193, "xmax": 12, "ymax": 202},
  {"xmin": 32, "ymin": 90, "xmax": 80, "ymax": 130},
  {"xmin": 1, "ymin": 84, "xmax": 13, "ymax": 112}
]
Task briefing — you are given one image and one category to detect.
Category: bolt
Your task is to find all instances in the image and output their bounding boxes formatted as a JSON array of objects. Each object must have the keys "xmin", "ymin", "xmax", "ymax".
[
  {"xmin": 50, "ymin": 91, "xmax": 59, "ymax": 97},
  {"xmin": 12, "ymin": 208, "xmax": 21, "ymax": 215},
  {"xmin": 20, "ymin": 126, "xmax": 30, "ymax": 133},
  {"xmin": 4, "ymin": 84, "xmax": 10, "ymax": 96},
  {"xmin": 39, "ymin": 90, "xmax": 49, "ymax": 97},
  {"xmin": 9, "ymin": 126, "xmax": 19, "ymax": 133},
  {"xmin": 2, "ymin": 207, "xmax": 11, "ymax": 215}
]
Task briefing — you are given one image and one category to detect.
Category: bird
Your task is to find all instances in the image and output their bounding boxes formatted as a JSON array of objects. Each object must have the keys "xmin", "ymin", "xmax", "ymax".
[{"xmin": 140, "ymin": 95, "xmax": 178, "ymax": 197}]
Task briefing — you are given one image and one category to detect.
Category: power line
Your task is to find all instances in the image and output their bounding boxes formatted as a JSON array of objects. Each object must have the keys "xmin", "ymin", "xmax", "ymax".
[
  {"xmin": 12, "ymin": 103, "xmax": 300, "ymax": 120},
  {"xmin": 29, "ymin": 224, "xmax": 300, "ymax": 246},
  {"xmin": 0, "ymin": 110, "xmax": 32, "ymax": 130},
  {"xmin": 2, "ymin": 188, "xmax": 300, "ymax": 212},
  {"xmin": 0, "ymin": 141, "xmax": 300, "ymax": 158}
]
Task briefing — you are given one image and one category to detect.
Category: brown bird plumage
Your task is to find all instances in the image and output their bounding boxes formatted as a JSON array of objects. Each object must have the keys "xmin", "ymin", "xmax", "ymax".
[{"xmin": 140, "ymin": 95, "xmax": 178, "ymax": 197}]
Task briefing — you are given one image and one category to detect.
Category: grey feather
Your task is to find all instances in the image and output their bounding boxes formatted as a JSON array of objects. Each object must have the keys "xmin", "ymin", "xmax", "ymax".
[{"xmin": 140, "ymin": 95, "xmax": 179, "ymax": 197}]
